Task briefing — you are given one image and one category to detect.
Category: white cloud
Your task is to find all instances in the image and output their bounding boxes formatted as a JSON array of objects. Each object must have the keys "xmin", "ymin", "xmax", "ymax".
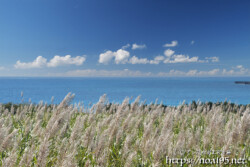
[
  {"xmin": 132, "ymin": 43, "xmax": 146, "ymax": 50},
  {"xmin": 14, "ymin": 65, "xmax": 249, "ymax": 77},
  {"xmin": 130, "ymin": 49, "xmax": 218, "ymax": 64},
  {"xmin": 114, "ymin": 49, "xmax": 130, "ymax": 64},
  {"xmin": 222, "ymin": 65, "xmax": 250, "ymax": 76},
  {"xmin": 222, "ymin": 68, "xmax": 248, "ymax": 76},
  {"xmin": 163, "ymin": 40, "xmax": 178, "ymax": 47},
  {"xmin": 164, "ymin": 54, "xmax": 199, "ymax": 63},
  {"xmin": 162, "ymin": 49, "xmax": 219, "ymax": 64},
  {"xmin": 172, "ymin": 55, "xmax": 199, "ymax": 63},
  {"xmin": 191, "ymin": 40, "xmax": 195, "ymax": 45},
  {"xmin": 122, "ymin": 44, "xmax": 130, "ymax": 49},
  {"xmin": 0, "ymin": 66, "xmax": 5, "ymax": 70},
  {"xmin": 198, "ymin": 69, "xmax": 220, "ymax": 75},
  {"xmin": 149, "ymin": 56, "xmax": 165, "ymax": 64},
  {"xmin": 99, "ymin": 49, "xmax": 130, "ymax": 64},
  {"xmin": 47, "ymin": 55, "xmax": 86, "ymax": 67},
  {"xmin": 65, "ymin": 69, "xmax": 152, "ymax": 77},
  {"xmin": 129, "ymin": 56, "xmax": 149, "ymax": 64},
  {"xmin": 99, "ymin": 44, "xmax": 219, "ymax": 65},
  {"xmin": 154, "ymin": 56, "xmax": 165, "ymax": 61},
  {"xmin": 129, "ymin": 55, "xmax": 166, "ymax": 65},
  {"xmin": 98, "ymin": 50, "xmax": 115, "ymax": 64},
  {"xmin": 158, "ymin": 69, "xmax": 220, "ymax": 77},
  {"xmin": 236, "ymin": 65, "xmax": 243, "ymax": 69},
  {"xmin": 164, "ymin": 49, "xmax": 175, "ymax": 57},
  {"xmin": 14, "ymin": 56, "xmax": 47, "ymax": 69},
  {"xmin": 64, "ymin": 68, "xmax": 223, "ymax": 77},
  {"xmin": 15, "ymin": 55, "xmax": 86, "ymax": 69},
  {"xmin": 63, "ymin": 68, "xmax": 223, "ymax": 77},
  {"xmin": 205, "ymin": 57, "xmax": 219, "ymax": 62}
]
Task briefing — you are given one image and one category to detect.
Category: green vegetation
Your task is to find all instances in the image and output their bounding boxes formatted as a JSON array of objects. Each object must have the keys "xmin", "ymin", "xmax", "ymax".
[{"xmin": 0, "ymin": 93, "xmax": 249, "ymax": 166}]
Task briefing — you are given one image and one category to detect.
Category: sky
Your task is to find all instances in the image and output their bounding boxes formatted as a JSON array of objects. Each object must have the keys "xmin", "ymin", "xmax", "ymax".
[{"xmin": 0, "ymin": 0, "xmax": 249, "ymax": 77}]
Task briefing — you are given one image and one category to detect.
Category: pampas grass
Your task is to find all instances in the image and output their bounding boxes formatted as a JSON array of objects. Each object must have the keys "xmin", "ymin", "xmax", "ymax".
[{"xmin": 0, "ymin": 93, "xmax": 249, "ymax": 166}]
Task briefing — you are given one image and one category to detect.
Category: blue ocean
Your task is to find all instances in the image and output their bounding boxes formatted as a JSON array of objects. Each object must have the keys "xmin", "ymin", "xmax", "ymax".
[{"xmin": 0, "ymin": 77, "xmax": 249, "ymax": 106}]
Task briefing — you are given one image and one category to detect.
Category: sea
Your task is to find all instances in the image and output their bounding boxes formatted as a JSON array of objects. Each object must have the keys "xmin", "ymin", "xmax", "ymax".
[{"xmin": 0, "ymin": 77, "xmax": 249, "ymax": 106}]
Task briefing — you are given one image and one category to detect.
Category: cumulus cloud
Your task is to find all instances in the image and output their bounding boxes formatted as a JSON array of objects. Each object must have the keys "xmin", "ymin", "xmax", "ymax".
[
  {"xmin": 99, "ymin": 44, "xmax": 219, "ymax": 65},
  {"xmin": 148, "ymin": 56, "xmax": 164, "ymax": 64},
  {"xmin": 114, "ymin": 49, "xmax": 130, "ymax": 64},
  {"xmin": 163, "ymin": 40, "xmax": 178, "ymax": 47},
  {"xmin": 47, "ymin": 55, "xmax": 86, "ymax": 67},
  {"xmin": 98, "ymin": 51, "xmax": 115, "ymax": 64},
  {"xmin": 131, "ymin": 50, "xmax": 211, "ymax": 64},
  {"xmin": 154, "ymin": 56, "xmax": 165, "ymax": 61},
  {"xmin": 164, "ymin": 54, "xmax": 199, "ymax": 63},
  {"xmin": 162, "ymin": 49, "xmax": 219, "ymax": 64},
  {"xmin": 132, "ymin": 43, "xmax": 146, "ymax": 50},
  {"xmin": 164, "ymin": 49, "xmax": 175, "ymax": 57},
  {"xmin": 99, "ymin": 49, "xmax": 130, "ymax": 64},
  {"xmin": 191, "ymin": 40, "xmax": 195, "ymax": 45},
  {"xmin": 15, "ymin": 55, "xmax": 86, "ymax": 69},
  {"xmin": 129, "ymin": 56, "xmax": 149, "ymax": 64},
  {"xmin": 14, "ymin": 56, "xmax": 47, "ymax": 69},
  {"xmin": 129, "ymin": 55, "xmax": 166, "ymax": 65}
]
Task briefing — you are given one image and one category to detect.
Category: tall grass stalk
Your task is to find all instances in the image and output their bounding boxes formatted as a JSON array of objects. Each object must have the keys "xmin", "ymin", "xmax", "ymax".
[{"xmin": 0, "ymin": 93, "xmax": 249, "ymax": 166}]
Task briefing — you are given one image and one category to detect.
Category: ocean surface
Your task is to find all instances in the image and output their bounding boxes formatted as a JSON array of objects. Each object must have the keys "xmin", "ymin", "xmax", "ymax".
[{"xmin": 0, "ymin": 77, "xmax": 249, "ymax": 106}]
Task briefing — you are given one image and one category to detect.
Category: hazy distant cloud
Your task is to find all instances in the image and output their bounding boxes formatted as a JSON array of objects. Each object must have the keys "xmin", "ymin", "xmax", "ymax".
[
  {"xmin": 222, "ymin": 68, "xmax": 249, "ymax": 76},
  {"xmin": 158, "ymin": 69, "xmax": 220, "ymax": 77},
  {"xmin": 236, "ymin": 65, "xmax": 243, "ymax": 69},
  {"xmin": 191, "ymin": 40, "xmax": 195, "ymax": 45},
  {"xmin": 132, "ymin": 43, "xmax": 146, "ymax": 50},
  {"xmin": 14, "ymin": 65, "xmax": 249, "ymax": 77},
  {"xmin": 0, "ymin": 66, "xmax": 5, "ymax": 70},
  {"xmin": 163, "ymin": 40, "xmax": 178, "ymax": 47},
  {"xmin": 15, "ymin": 56, "xmax": 47, "ymax": 69},
  {"xmin": 122, "ymin": 44, "xmax": 130, "ymax": 49},
  {"xmin": 205, "ymin": 57, "xmax": 219, "ymax": 62},
  {"xmin": 47, "ymin": 55, "xmax": 86, "ymax": 67},
  {"xmin": 64, "ymin": 69, "xmax": 153, "ymax": 77},
  {"xmin": 222, "ymin": 65, "xmax": 250, "ymax": 76},
  {"xmin": 61, "ymin": 67, "xmax": 249, "ymax": 77},
  {"xmin": 15, "ymin": 55, "xmax": 86, "ymax": 69}
]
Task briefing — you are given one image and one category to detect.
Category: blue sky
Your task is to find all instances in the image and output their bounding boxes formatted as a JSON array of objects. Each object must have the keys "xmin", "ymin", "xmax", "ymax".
[{"xmin": 0, "ymin": 0, "xmax": 249, "ymax": 77}]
